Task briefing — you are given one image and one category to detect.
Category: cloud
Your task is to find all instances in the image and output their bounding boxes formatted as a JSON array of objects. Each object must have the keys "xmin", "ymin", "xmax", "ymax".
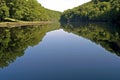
[{"xmin": 37, "ymin": 0, "xmax": 91, "ymax": 12}]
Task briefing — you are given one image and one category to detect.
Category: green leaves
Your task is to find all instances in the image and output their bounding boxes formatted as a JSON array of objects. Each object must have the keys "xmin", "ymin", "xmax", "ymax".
[
  {"xmin": 0, "ymin": 0, "xmax": 61, "ymax": 22},
  {"xmin": 0, "ymin": 0, "xmax": 9, "ymax": 21},
  {"xmin": 60, "ymin": 0, "xmax": 120, "ymax": 23}
]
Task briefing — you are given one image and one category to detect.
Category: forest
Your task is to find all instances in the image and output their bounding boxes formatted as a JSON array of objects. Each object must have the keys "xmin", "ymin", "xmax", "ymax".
[
  {"xmin": 60, "ymin": 0, "xmax": 120, "ymax": 24},
  {"xmin": 0, "ymin": 0, "xmax": 61, "ymax": 21},
  {"xmin": 0, "ymin": 0, "xmax": 120, "ymax": 23}
]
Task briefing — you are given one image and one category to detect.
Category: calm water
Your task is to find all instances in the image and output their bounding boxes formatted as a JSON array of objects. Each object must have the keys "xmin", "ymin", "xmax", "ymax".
[{"xmin": 0, "ymin": 23, "xmax": 120, "ymax": 80}]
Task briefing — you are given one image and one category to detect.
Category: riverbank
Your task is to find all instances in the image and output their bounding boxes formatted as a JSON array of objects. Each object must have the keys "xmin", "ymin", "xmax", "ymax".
[{"xmin": 0, "ymin": 21, "xmax": 53, "ymax": 27}]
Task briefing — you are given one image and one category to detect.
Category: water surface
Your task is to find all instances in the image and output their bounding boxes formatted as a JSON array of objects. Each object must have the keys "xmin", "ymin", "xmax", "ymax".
[{"xmin": 0, "ymin": 23, "xmax": 120, "ymax": 80}]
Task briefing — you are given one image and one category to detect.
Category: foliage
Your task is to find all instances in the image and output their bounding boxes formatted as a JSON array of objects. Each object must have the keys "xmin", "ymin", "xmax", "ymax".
[
  {"xmin": 0, "ymin": 0, "xmax": 61, "ymax": 21},
  {"xmin": 60, "ymin": 0, "xmax": 120, "ymax": 23},
  {"xmin": 0, "ymin": 0, "xmax": 9, "ymax": 21}
]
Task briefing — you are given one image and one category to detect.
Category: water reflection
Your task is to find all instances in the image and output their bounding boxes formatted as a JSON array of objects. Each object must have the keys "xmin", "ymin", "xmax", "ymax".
[
  {"xmin": 61, "ymin": 22, "xmax": 120, "ymax": 56},
  {"xmin": 0, "ymin": 23, "xmax": 60, "ymax": 68},
  {"xmin": 0, "ymin": 22, "xmax": 120, "ymax": 80}
]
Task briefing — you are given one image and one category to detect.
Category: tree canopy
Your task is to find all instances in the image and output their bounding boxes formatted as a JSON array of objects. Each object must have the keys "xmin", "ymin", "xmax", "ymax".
[
  {"xmin": 60, "ymin": 0, "xmax": 120, "ymax": 23},
  {"xmin": 0, "ymin": 0, "xmax": 61, "ymax": 21}
]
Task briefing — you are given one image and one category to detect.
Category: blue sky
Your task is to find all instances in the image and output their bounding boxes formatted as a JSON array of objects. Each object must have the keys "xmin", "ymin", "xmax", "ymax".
[{"xmin": 37, "ymin": 0, "xmax": 91, "ymax": 12}]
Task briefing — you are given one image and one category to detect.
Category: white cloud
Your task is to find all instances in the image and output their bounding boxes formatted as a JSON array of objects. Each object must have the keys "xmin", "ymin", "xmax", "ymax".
[{"xmin": 37, "ymin": 0, "xmax": 91, "ymax": 12}]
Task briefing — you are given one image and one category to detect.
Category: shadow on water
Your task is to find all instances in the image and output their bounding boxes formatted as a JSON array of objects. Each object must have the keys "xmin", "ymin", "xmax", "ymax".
[
  {"xmin": 61, "ymin": 22, "xmax": 120, "ymax": 57},
  {"xmin": 0, "ymin": 23, "xmax": 60, "ymax": 68}
]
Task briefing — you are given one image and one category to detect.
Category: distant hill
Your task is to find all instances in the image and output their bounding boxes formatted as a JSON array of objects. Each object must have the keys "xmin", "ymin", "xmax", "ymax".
[
  {"xmin": 60, "ymin": 0, "xmax": 120, "ymax": 23},
  {"xmin": 0, "ymin": 0, "xmax": 61, "ymax": 22}
]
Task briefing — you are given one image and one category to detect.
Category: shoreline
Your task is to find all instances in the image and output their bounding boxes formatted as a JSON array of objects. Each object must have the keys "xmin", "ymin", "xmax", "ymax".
[{"xmin": 0, "ymin": 21, "xmax": 53, "ymax": 27}]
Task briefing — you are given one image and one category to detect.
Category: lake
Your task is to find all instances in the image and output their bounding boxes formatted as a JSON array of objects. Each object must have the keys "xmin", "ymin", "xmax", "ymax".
[{"xmin": 0, "ymin": 22, "xmax": 120, "ymax": 80}]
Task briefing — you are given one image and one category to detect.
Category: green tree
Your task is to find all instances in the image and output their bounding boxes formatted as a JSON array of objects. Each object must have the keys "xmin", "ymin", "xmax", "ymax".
[
  {"xmin": 60, "ymin": 0, "xmax": 119, "ymax": 23},
  {"xmin": 2, "ymin": 0, "xmax": 61, "ymax": 21},
  {"xmin": 0, "ymin": 0, "xmax": 9, "ymax": 21}
]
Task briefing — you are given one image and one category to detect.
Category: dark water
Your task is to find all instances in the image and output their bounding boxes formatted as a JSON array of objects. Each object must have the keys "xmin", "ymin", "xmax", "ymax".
[{"xmin": 0, "ymin": 23, "xmax": 120, "ymax": 80}]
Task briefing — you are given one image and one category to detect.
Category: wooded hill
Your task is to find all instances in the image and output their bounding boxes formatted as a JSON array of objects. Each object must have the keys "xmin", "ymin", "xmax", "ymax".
[
  {"xmin": 0, "ymin": 0, "xmax": 61, "ymax": 22},
  {"xmin": 60, "ymin": 0, "xmax": 120, "ymax": 23}
]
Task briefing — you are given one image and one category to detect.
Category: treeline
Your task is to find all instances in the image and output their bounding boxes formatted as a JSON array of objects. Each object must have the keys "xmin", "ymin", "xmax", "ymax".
[
  {"xmin": 60, "ymin": 0, "xmax": 120, "ymax": 23},
  {"xmin": 0, "ymin": 0, "xmax": 61, "ymax": 21},
  {"xmin": 62, "ymin": 22, "xmax": 120, "ymax": 56}
]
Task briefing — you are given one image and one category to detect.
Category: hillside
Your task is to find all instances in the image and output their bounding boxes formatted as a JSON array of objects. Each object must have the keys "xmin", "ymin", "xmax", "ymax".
[
  {"xmin": 60, "ymin": 0, "xmax": 120, "ymax": 23},
  {"xmin": 0, "ymin": 0, "xmax": 61, "ymax": 22}
]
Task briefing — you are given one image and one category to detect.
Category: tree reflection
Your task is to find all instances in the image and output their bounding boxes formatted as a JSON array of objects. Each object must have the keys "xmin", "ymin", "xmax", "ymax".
[
  {"xmin": 61, "ymin": 22, "xmax": 120, "ymax": 56},
  {"xmin": 0, "ymin": 23, "xmax": 60, "ymax": 68}
]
